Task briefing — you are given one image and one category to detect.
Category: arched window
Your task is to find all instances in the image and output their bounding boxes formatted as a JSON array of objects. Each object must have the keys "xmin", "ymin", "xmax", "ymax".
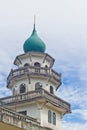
[
  {"xmin": 53, "ymin": 112, "xmax": 56, "ymax": 125},
  {"xmin": 13, "ymin": 88, "xmax": 15, "ymax": 95},
  {"xmin": 34, "ymin": 62, "xmax": 40, "ymax": 67},
  {"xmin": 48, "ymin": 110, "xmax": 51, "ymax": 123},
  {"xmin": 24, "ymin": 63, "xmax": 29, "ymax": 67},
  {"xmin": 34, "ymin": 62, "xmax": 40, "ymax": 72},
  {"xmin": 45, "ymin": 65, "xmax": 48, "ymax": 72},
  {"xmin": 20, "ymin": 84, "xmax": 26, "ymax": 94},
  {"xmin": 35, "ymin": 82, "xmax": 42, "ymax": 90},
  {"xmin": 50, "ymin": 86, "xmax": 54, "ymax": 94},
  {"xmin": 45, "ymin": 65, "xmax": 48, "ymax": 68}
]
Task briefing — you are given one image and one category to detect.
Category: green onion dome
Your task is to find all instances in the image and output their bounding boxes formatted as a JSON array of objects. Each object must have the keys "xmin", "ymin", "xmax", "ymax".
[{"xmin": 23, "ymin": 24, "xmax": 46, "ymax": 53}]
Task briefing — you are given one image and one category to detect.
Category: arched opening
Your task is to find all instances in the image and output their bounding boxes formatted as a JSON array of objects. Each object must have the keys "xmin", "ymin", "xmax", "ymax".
[
  {"xmin": 48, "ymin": 110, "xmax": 51, "ymax": 123},
  {"xmin": 20, "ymin": 84, "xmax": 26, "ymax": 94},
  {"xmin": 53, "ymin": 112, "xmax": 56, "ymax": 125},
  {"xmin": 34, "ymin": 62, "xmax": 40, "ymax": 72},
  {"xmin": 24, "ymin": 63, "xmax": 29, "ymax": 67},
  {"xmin": 45, "ymin": 65, "xmax": 48, "ymax": 68},
  {"xmin": 35, "ymin": 82, "xmax": 42, "ymax": 90},
  {"xmin": 13, "ymin": 88, "xmax": 15, "ymax": 96},
  {"xmin": 50, "ymin": 86, "xmax": 54, "ymax": 94},
  {"xmin": 34, "ymin": 62, "xmax": 40, "ymax": 67},
  {"xmin": 45, "ymin": 65, "xmax": 48, "ymax": 72}
]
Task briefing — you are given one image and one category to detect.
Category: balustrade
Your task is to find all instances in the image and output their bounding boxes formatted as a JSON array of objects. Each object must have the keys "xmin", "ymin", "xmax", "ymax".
[
  {"xmin": 0, "ymin": 106, "xmax": 52, "ymax": 130},
  {"xmin": 0, "ymin": 89, "xmax": 71, "ymax": 113},
  {"xmin": 7, "ymin": 67, "xmax": 61, "ymax": 85}
]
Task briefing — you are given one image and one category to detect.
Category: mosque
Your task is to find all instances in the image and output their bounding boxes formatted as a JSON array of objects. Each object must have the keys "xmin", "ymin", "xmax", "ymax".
[{"xmin": 0, "ymin": 20, "xmax": 71, "ymax": 130}]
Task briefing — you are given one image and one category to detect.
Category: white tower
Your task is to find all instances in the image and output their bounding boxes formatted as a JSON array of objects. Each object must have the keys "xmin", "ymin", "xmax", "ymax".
[{"xmin": 0, "ymin": 21, "xmax": 71, "ymax": 130}]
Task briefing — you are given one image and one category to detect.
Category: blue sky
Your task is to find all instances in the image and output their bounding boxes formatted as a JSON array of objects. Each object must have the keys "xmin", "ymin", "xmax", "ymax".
[{"xmin": 0, "ymin": 0, "xmax": 87, "ymax": 130}]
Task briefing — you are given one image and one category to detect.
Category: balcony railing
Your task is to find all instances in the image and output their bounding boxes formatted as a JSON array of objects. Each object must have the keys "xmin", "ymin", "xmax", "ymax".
[
  {"xmin": 7, "ymin": 67, "xmax": 61, "ymax": 85},
  {"xmin": 0, "ymin": 106, "xmax": 53, "ymax": 130},
  {"xmin": 0, "ymin": 89, "xmax": 71, "ymax": 113}
]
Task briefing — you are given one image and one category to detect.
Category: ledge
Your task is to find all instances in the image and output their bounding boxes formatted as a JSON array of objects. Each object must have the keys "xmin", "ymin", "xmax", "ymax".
[
  {"xmin": 7, "ymin": 66, "xmax": 61, "ymax": 88},
  {"xmin": 0, "ymin": 106, "xmax": 53, "ymax": 130},
  {"xmin": 0, "ymin": 89, "xmax": 71, "ymax": 114}
]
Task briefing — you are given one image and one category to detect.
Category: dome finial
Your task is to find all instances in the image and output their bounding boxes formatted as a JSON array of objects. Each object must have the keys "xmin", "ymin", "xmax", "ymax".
[{"xmin": 34, "ymin": 15, "xmax": 36, "ymax": 31}]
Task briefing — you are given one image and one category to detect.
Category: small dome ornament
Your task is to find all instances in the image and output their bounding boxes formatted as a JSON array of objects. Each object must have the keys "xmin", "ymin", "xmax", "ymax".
[{"xmin": 23, "ymin": 16, "xmax": 46, "ymax": 53}]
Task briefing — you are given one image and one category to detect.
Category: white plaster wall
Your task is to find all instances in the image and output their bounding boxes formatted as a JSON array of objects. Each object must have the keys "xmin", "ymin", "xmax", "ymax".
[
  {"xmin": 12, "ymin": 76, "xmax": 57, "ymax": 95},
  {"xmin": 11, "ymin": 100, "xmax": 62, "ymax": 130},
  {"xmin": 12, "ymin": 78, "xmax": 30, "ymax": 95},
  {"xmin": 11, "ymin": 52, "xmax": 59, "ymax": 95},
  {"xmin": 40, "ymin": 105, "xmax": 62, "ymax": 130},
  {"xmin": 16, "ymin": 103, "xmax": 41, "ymax": 121},
  {"xmin": 27, "ymin": 103, "xmax": 41, "ymax": 121},
  {"xmin": 18, "ymin": 54, "xmax": 52, "ymax": 68}
]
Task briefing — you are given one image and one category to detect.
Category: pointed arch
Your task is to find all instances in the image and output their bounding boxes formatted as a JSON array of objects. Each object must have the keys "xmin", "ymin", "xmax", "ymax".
[
  {"xmin": 53, "ymin": 112, "xmax": 56, "ymax": 125},
  {"xmin": 48, "ymin": 110, "xmax": 52, "ymax": 123},
  {"xmin": 34, "ymin": 62, "xmax": 40, "ymax": 67},
  {"xmin": 35, "ymin": 82, "xmax": 42, "ymax": 90},
  {"xmin": 20, "ymin": 84, "xmax": 26, "ymax": 94},
  {"xmin": 13, "ymin": 88, "xmax": 15, "ymax": 96},
  {"xmin": 24, "ymin": 63, "xmax": 29, "ymax": 67},
  {"xmin": 50, "ymin": 86, "xmax": 54, "ymax": 94},
  {"xmin": 34, "ymin": 62, "xmax": 40, "ymax": 72}
]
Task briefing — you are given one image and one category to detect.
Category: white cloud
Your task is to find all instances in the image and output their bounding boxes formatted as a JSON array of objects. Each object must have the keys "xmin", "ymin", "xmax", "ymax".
[
  {"xmin": 73, "ymin": 109, "xmax": 87, "ymax": 121},
  {"xmin": 79, "ymin": 61, "xmax": 87, "ymax": 82},
  {"xmin": 0, "ymin": 49, "xmax": 12, "ymax": 73},
  {"xmin": 63, "ymin": 122, "xmax": 87, "ymax": 130},
  {"xmin": 0, "ymin": 75, "xmax": 4, "ymax": 82},
  {"xmin": 0, "ymin": 86, "xmax": 11, "ymax": 98},
  {"xmin": 58, "ymin": 83, "xmax": 87, "ymax": 107}
]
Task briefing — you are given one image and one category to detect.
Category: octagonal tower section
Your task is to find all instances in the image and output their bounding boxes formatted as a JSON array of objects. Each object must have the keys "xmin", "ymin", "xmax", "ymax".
[{"xmin": 7, "ymin": 52, "xmax": 61, "ymax": 95}]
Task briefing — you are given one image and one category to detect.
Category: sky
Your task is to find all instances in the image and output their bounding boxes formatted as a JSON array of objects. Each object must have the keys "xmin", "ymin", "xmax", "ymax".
[{"xmin": 0, "ymin": 0, "xmax": 87, "ymax": 130}]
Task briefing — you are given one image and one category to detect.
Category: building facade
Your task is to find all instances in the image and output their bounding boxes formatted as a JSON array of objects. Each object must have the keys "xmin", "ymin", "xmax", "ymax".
[{"xmin": 0, "ymin": 22, "xmax": 71, "ymax": 130}]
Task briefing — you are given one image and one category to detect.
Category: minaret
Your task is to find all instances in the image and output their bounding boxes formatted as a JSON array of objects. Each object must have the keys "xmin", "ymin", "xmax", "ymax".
[{"xmin": 4, "ymin": 20, "xmax": 71, "ymax": 130}]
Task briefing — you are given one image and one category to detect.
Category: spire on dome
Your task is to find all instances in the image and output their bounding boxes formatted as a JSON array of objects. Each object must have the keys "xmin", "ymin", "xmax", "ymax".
[
  {"xmin": 34, "ymin": 15, "xmax": 36, "ymax": 30},
  {"xmin": 32, "ymin": 15, "xmax": 36, "ymax": 34}
]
